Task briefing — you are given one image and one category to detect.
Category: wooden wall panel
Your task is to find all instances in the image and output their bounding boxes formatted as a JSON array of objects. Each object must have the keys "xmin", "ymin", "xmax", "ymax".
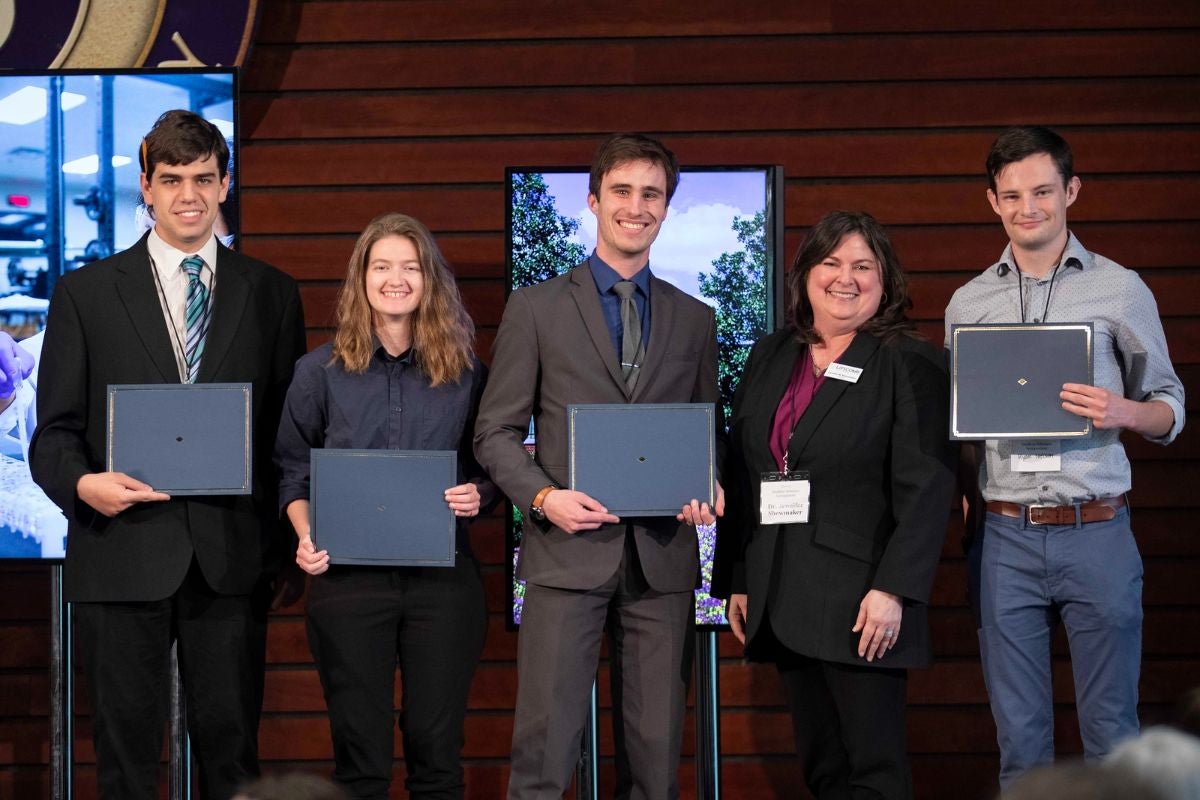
[
  {"xmin": 241, "ymin": 176, "xmax": 1200, "ymax": 236},
  {"xmin": 243, "ymin": 32, "xmax": 1200, "ymax": 91},
  {"xmin": 241, "ymin": 130, "xmax": 1200, "ymax": 187},
  {"xmin": 241, "ymin": 79, "xmax": 1200, "ymax": 139},
  {"xmin": 2, "ymin": 2, "xmax": 1197, "ymax": 799}
]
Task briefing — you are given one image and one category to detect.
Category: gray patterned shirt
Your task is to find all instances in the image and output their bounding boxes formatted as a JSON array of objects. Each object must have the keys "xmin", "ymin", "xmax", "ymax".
[{"xmin": 944, "ymin": 232, "xmax": 1185, "ymax": 504}]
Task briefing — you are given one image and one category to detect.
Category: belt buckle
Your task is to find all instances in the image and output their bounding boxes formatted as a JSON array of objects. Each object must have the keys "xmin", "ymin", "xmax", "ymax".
[{"xmin": 1025, "ymin": 503, "xmax": 1056, "ymax": 526}]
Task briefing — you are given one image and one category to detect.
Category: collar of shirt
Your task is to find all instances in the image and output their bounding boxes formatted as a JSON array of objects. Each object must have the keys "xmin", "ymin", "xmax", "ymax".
[
  {"xmin": 148, "ymin": 227, "xmax": 219, "ymax": 288},
  {"xmin": 371, "ymin": 336, "xmax": 415, "ymax": 365},
  {"xmin": 993, "ymin": 230, "xmax": 1091, "ymax": 278},
  {"xmin": 588, "ymin": 250, "xmax": 652, "ymax": 359},
  {"xmin": 588, "ymin": 251, "xmax": 651, "ymax": 299}
]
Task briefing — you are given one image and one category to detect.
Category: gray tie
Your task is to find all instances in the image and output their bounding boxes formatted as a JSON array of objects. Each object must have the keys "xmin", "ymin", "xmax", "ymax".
[{"xmin": 613, "ymin": 280, "xmax": 645, "ymax": 393}]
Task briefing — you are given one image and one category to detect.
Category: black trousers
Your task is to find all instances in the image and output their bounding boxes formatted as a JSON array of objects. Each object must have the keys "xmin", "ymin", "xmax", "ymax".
[
  {"xmin": 772, "ymin": 626, "xmax": 911, "ymax": 800},
  {"xmin": 305, "ymin": 557, "xmax": 487, "ymax": 800},
  {"xmin": 74, "ymin": 559, "xmax": 267, "ymax": 800}
]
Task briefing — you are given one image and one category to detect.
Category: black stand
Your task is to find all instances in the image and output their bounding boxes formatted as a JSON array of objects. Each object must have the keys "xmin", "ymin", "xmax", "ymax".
[
  {"xmin": 574, "ymin": 680, "xmax": 600, "ymax": 800},
  {"xmin": 49, "ymin": 564, "xmax": 72, "ymax": 800},
  {"xmin": 168, "ymin": 645, "xmax": 192, "ymax": 800},
  {"xmin": 571, "ymin": 633, "xmax": 723, "ymax": 800},
  {"xmin": 51, "ymin": 568, "xmax": 192, "ymax": 798},
  {"xmin": 694, "ymin": 629, "xmax": 722, "ymax": 799}
]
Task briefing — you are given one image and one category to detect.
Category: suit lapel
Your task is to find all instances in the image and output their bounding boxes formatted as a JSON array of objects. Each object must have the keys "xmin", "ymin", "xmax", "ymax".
[
  {"xmin": 114, "ymin": 236, "xmax": 182, "ymax": 383},
  {"xmin": 196, "ymin": 245, "xmax": 250, "ymax": 382},
  {"xmin": 568, "ymin": 264, "xmax": 627, "ymax": 394},
  {"xmin": 786, "ymin": 331, "xmax": 881, "ymax": 470},
  {"xmin": 630, "ymin": 276, "xmax": 675, "ymax": 403}
]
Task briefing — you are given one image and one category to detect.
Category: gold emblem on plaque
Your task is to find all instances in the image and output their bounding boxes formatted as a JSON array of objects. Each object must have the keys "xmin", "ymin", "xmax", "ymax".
[{"xmin": 1018, "ymin": 378, "xmax": 1028, "ymax": 386}]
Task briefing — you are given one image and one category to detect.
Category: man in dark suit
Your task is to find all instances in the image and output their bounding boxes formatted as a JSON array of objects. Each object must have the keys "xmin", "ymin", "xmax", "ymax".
[
  {"xmin": 475, "ymin": 134, "xmax": 720, "ymax": 800},
  {"xmin": 29, "ymin": 110, "xmax": 306, "ymax": 800}
]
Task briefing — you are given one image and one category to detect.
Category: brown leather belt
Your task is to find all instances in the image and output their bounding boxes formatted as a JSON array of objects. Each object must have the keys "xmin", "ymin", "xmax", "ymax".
[{"xmin": 985, "ymin": 496, "xmax": 1127, "ymax": 526}]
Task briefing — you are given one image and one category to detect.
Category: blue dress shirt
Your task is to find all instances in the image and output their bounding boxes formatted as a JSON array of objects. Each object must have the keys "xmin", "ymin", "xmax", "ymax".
[{"xmin": 588, "ymin": 252, "xmax": 652, "ymax": 363}]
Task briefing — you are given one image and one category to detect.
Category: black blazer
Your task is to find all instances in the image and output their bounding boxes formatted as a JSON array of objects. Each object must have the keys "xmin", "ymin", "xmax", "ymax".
[
  {"xmin": 474, "ymin": 262, "xmax": 720, "ymax": 593},
  {"xmin": 29, "ymin": 234, "xmax": 306, "ymax": 602},
  {"xmin": 713, "ymin": 329, "xmax": 955, "ymax": 668}
]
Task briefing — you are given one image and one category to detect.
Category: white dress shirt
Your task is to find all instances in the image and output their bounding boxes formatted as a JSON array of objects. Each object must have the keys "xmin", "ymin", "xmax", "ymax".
[{"xmin": 146, "ymin": 227, "xmax": 218, "ymax": 382}]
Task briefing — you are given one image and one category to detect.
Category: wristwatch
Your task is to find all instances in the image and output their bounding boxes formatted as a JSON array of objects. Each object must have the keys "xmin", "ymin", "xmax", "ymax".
[{"xmin": 529, "ymin": 485, "xmax": 556, "ymax": 522}]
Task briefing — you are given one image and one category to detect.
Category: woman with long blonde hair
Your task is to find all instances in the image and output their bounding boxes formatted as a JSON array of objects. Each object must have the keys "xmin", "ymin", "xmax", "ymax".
[{"xmin": 275, "ymin": 212, "xmax": 495, "ymax": 799}]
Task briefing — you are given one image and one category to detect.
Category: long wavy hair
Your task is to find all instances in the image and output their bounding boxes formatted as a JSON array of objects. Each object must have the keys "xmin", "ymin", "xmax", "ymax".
[
  {"xmin": 332, "ymin": 213, "xmax": 475, "ymax": 385},
  {"xmin": 784, "ymin": 210, "xmax": 918, "ymax": 346}
]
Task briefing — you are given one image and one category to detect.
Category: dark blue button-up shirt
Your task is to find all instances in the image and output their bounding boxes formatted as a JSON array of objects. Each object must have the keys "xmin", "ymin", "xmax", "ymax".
[
  {"xmin": 274, "ymin": 341, "xmax": 496, "ymax": 547},
  {"xmin": 589, "ymin": 252, "xmax": 651, "ymax": 361}
]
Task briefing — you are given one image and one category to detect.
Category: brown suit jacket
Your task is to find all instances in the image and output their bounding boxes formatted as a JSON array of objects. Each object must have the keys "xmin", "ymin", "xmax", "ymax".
[{"xmin": 474, "ymin": 262, "xmax": 719, "ymax": 592}]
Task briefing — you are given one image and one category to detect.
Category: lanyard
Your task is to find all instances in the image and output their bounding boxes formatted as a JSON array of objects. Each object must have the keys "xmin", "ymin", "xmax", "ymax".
[
  {"xmin": 1014, "ymin": 259, "xmax": 1061, "ymax": 324},
  {"xmin": 781, "ymin": 358, "xmax": 803, "ymax": 471},
  {"xmin": 149, "ymin": 255, "xmax": 214, "ymax": 382},
  {"xmin": 782, "ymin": 349, "xmax": 824, "ymax": 470}
]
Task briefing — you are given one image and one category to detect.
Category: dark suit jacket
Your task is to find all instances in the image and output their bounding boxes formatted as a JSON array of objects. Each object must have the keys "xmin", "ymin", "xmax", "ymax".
[
  {"xmin": 712, "ymin": 329, "xmax": 955, "ymax": 668},
  {"xmin": 474, "ymin": 262, "xmax": 719, "ymax": 593},
  {"xmin": 29, "ymin": 234, "xmax": 306, "ymax": 602}
]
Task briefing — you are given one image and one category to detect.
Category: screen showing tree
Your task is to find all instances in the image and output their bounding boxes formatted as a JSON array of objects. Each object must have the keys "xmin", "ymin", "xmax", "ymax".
[{"xmin": 505, "ymin": 167, "xmax": 784, "ymax": 628}]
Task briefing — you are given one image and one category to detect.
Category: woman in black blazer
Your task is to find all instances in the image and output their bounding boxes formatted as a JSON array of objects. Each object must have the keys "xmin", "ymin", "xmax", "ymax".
[{"xmin": 713, "ymin": 211, "xmax": 956, "ymax": 799}]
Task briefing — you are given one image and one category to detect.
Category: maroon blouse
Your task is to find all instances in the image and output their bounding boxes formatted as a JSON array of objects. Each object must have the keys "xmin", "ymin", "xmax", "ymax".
[{"xmin": 768, "ymin": 347, "xmax": 827, "ymax": 472}]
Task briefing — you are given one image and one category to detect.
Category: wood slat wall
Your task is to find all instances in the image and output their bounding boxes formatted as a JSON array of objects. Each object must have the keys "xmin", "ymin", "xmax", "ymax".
[{"xmin": 2, "ymin": 2, "xmax": 1198, "ymax": 797}]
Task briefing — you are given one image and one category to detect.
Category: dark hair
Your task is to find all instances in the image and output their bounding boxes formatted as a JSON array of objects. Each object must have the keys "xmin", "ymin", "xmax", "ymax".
[
  {"xmin": 986, "ymin": 126, "xmax": 1074, "ymax": 192},
  {"xmin": 588, "ymin": 133, "xmax": 680, "ymax": 204},
  {"xmin": 139, "ymin": 109, "xmax": 230, "ymax": 181},
  {"xmin": 784, "ymin": 210, "xmax": 916, "ymax": 345}
]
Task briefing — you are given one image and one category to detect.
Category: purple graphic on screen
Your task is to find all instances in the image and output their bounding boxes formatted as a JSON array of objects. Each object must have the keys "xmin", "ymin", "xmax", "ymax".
[
  {"xmin": 0, "ymin": 1, "xmax": 84, "ymax": 68},
  {"xmin": 142, "ymin": 2, "xmax": 259, "ymax": 68}
]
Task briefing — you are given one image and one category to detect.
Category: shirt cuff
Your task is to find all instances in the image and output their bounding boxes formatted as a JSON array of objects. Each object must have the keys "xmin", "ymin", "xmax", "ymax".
[{"xmin": 1143, "ymin": 391, "xmax": 1185, "ymax": 445}]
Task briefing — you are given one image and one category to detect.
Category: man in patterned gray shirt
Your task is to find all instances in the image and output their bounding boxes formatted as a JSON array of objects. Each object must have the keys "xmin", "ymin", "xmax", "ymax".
[{"xmin": 944, "ymin": 126, "xmax": 1185, "ymax": 787}]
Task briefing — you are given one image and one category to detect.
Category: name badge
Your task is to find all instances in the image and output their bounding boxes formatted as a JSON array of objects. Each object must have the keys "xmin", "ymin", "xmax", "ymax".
[
  {"xmin": 1010, "ymin": 439, "xmax": 1062, "ymax": 473},
  {"xmin": 760, "ymin": 471, "xmax": 811, "ymax": 524},
  {"xmin": 824, "ymin": 362, "xmax": 862, "ymax": 383}
]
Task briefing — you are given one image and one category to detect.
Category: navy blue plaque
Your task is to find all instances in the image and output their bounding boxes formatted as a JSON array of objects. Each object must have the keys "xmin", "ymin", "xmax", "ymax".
[
  {"xmin": 310, "ymin": 450, "xmax": 456, "ymax": 567},
  {"xmin": 107, "ymin": 383, "xmax": 252, "ymax": 494},
  {"xmin": 950, "ymin": 323, "xmax": 1094, "ymax": 440},
  {"xmin": 568, "ymin": 403, "xmax": 715, "ymax": 517}
]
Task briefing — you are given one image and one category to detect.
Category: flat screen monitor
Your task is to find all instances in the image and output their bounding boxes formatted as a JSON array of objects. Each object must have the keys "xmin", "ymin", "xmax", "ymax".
[
  {"xmin": 0, "ymin": 67, "xmax": 238, "ymax": 560},
  {"xmin": 504, "ymin": 166, "xmax": 785, "ymax": 628}
]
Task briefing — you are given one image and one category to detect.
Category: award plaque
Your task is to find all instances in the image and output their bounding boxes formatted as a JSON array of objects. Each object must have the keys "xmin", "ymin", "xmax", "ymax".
[
  {"xmin": 568, "ymin": 403, "xmax": 715, "ymax": 516},
  {"xmin": 950, "ymin": 323, "xmax": 1093, "ymax": 439},
  {"xmin": 107, "ymin": 383, "xmax": 252, "ymax": 494}
]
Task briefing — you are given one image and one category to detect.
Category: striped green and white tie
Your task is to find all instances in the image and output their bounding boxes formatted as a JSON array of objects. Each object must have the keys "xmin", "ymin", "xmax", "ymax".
[{"xmin": 180, "ymin": 255, "xmax": 210, "ymax": 383}]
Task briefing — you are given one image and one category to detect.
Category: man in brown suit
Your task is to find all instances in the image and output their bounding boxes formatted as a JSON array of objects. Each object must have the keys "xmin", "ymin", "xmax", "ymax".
[{"xmin": 475, "ymin": 134, "xmax": 720, "ymax": 800}]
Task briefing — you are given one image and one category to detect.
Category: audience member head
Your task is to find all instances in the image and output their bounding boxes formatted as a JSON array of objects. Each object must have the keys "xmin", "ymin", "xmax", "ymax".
[
  {"xmin": 232, "ymin": 772, "xmax": 348, "ymax": 800},
  {"xmin": 1105, "ymin": 726, "xmax": 1200, "ymax": 800},
  {"xmin": 999, "ymin": 760, "xmax": 1164, "ymax": 800}
]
